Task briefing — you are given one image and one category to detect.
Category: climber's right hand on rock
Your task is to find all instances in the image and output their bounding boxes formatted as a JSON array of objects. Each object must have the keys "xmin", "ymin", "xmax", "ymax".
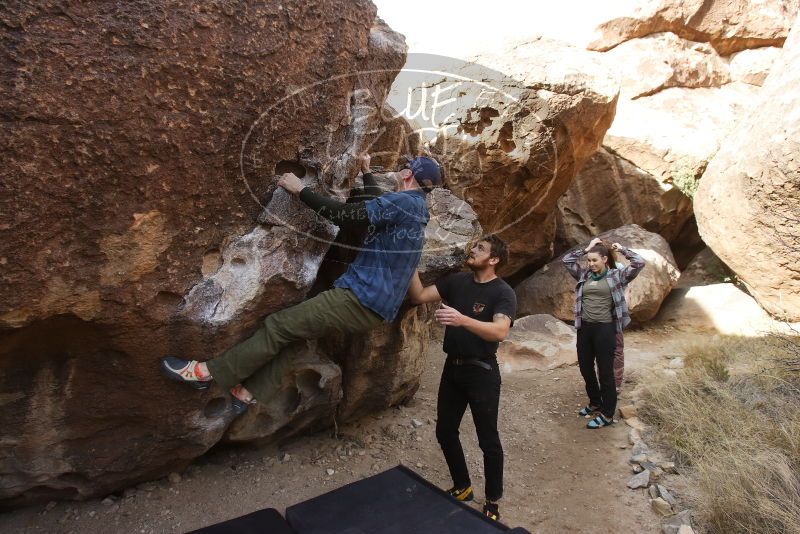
[
  {"xmin": 278, "ymin": 172, "xmax": 304, "ymax": 195},
  {"xmin": 360, "ymin": 153, "xmax": 371, "ymax": 174}
]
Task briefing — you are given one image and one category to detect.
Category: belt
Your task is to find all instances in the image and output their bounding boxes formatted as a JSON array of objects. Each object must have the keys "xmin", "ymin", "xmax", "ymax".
[{"xmin": 447, "ymin": 357, "xmax": 492, "ymax": 371}]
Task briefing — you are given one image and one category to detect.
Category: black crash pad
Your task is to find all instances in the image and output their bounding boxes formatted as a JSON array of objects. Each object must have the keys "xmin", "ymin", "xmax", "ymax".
[
  {"xmin": 186, "ymin": 465, "xmax": 531, "ymax": 534},
  {"xmin": 285, "ymin": 465, "xmax": 528, "ymax": 533},
  {"xmin": 188, "ymin": 507, "xmax": 294, "ymax": 534}
]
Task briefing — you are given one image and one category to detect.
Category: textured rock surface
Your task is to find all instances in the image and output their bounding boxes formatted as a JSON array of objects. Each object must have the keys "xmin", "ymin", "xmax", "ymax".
[
  {"xmin": 695, "ymin": 13, "xmax": 800, "ymax": 320},
  {"xmin": 0, "ymin": 0, "xmax": 406, "ymax": 506},
  {"xmin": 366, "ymin": 105, "xmax": 421, "ymax": 171},
  {"xmin": 555, "ymin": 148, "xmax": 698, "ymax": 265},
  {"xmin": 516, "ymin": 225, "xmax": 680, "ymax": 323},
  {"xmin": 225, "ymin": 344, "xmax": 344, "ymax": 443},
  {"xmin": 728, "ymin": 46, "xmax": 782, "ymax": 86},
  {"xmin": 675, "ymin": 247, "xmax": 731, "ymax": 288},
  {"xmin": 604, "ymin": 82, "xmax": 761, "ymax": 182},
  {"xmin": 654, "ymin": 283, "xmax": 775, "ymax": 335},
  {"xmin": 587, "ymin": 0, "xmax": 797, "ymax": 55},
  {"xmin": 319, "ymin": 303, "xmax": 434, "ymax": 422},
  {"xmin": 497, "ymin": 315, "xmax": 577, "ymax": 372},
  {"xmin": 418, "ymin": 189, "xmax": 482, "ymax": 283},
  {"xmin": 604, "ymin": 32, "xmax": 730, "ymax": 99},
  {"xmin": 427, "ymin": 38, "xmax": 619, "ymax": 275}
]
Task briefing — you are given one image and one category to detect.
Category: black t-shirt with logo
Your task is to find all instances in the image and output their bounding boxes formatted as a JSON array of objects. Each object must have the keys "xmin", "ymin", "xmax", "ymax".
[{"xmin": 434, "ymin": 272, "xmax": 517, "ymax": 360}]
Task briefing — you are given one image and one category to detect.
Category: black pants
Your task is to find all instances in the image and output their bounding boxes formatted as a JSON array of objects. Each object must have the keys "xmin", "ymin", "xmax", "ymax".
[
  {"xmin": 577, "ymin": 321, "xmax": 617, "ymax": 419},
  {"xmin": 436, "ymin": 359, "xmax": 503, "ymax": 501}
]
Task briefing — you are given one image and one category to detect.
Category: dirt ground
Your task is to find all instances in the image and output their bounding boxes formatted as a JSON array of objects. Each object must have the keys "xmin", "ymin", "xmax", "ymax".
[{"xmin": 0, "ymin": 329, "xmax": 679, "ymax": 534}]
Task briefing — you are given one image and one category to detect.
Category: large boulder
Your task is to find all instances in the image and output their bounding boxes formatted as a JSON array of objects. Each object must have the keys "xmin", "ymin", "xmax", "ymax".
[
  {"xmin": 515, "ymin": 225, "xmax": 680, "ymax": 324},
  {"xmin": 728, "ymin": 46, "xmax": 783, "ymax": 86},
  {"xmin": 556, "ymin": 28, "xmax": 752, "ymax": 268},
  {"xmin": 497, "ymin": 315, "xmax": 577, "ymax": 372},
  {"xmin": 694, "ymin": 14, "xmax": 800, "ymax": 321},
  {"xmin": 0, "ymin": 0, "xmax": 406, "ymax": 507},
  {"xmin": 655, "ymin": 283, "xmax": 776, "ymax": 336},
  {"xmin": 587, "ymin": 0, "xmax": 798, "ymax": 55},
  {"xmin": 555, "ymin": 148, "xmax": 697, "ymax": 265},
  {"xmin": 424, "ymin": 38, "xmax": 619, "ymax": 275},
  {"xmin": 604, "ymin": 82, "xmax": 761, "ymax": 182},
  {"xmin": 604, "ymin": 32, "xmax": 730, "ymax": 99}
]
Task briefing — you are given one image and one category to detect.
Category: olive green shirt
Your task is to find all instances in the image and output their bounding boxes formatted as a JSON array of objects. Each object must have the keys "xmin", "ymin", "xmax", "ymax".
[{"xmin": 581, "ymin": 276, "xmax": 613, "ymax": 323}]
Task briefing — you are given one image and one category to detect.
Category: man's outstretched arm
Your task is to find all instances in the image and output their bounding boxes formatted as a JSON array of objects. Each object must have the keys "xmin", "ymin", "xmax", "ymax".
[
  {"xmin": 407, "ymin": 270, "xmax": 441, "ymax": 305},
  {"xmin": 278, "ymin": 174, "xmax": 369, "ymax": 229},
  {"xmin": 276, "ymin": 154, "xmax": 381, "ymax": 229}
]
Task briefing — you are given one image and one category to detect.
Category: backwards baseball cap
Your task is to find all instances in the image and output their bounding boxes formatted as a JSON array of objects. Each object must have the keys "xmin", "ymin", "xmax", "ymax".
[{"xmin": 405, "ymin": 156, "xmax": 442, "ymax": 192}]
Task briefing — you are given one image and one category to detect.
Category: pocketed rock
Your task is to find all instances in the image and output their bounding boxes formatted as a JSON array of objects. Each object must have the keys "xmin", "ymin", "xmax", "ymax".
[{"xmin": 586, "ymin": 0, "xmax": 797, "ymax": 55}]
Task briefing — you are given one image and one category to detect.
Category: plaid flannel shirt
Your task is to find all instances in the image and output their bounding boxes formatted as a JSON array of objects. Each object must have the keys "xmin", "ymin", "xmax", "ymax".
[{"xmin": 562, "ymin": 245, "xmax": 646, "ymax": 333}]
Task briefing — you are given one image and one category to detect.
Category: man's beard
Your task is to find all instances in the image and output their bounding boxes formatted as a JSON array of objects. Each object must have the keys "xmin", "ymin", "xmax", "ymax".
[{"xmin": 465, "ymin": 257, "xmax": 483, "ymax": 272}]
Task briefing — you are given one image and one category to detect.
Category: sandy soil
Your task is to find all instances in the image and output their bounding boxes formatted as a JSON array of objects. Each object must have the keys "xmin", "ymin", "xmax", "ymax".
[{"xmin": 0, "ymin": 330, "xmax": 679, "ymax": 534}]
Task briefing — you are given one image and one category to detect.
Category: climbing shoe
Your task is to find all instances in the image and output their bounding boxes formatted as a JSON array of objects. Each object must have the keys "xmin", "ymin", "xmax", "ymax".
[
  {"xmin": 587, "ymin": 414, "xmax": 614, "ymax": 429},
  {"xmin": 230, "ymin": 384, "xmax": 256, "ymax": 415},
  {"xmin": 446, "ymin": 485, "xmax": 474, "ymax": 502},
  {"xmin": 483, "ymin": 501, "xmax": 500, "ymax": 521},
  {"xmin": 578, "ymin": 405, "xmax": 600, "ymax": 417},
  {"xmin": 160, "ymin": 357, "xmax": 212, "ymax": 390}
]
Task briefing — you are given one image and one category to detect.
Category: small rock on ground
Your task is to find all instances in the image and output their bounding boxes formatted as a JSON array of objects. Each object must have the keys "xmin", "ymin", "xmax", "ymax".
[{"xmin": 628, "ymin": 470, "xmax": 650, "ymax": 489}]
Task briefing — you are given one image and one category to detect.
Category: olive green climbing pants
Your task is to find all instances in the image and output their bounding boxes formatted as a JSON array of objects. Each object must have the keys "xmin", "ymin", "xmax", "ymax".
[{"xmin": 207, "ymin": 288, "xmax": 382, "ymax": 402}]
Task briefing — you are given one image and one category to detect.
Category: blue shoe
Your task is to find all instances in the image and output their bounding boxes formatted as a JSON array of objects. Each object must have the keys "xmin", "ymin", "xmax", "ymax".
[
  {"xmin": 160, "ymin": 357, "xmax": 212, "ymax": 390},
  {"xmin": 578, "ymin": 405, "xmax": 599, "ymax": 417},
  {"xmin": 586, "ymin": 414, "xmax": 614, "ymax": 429}
]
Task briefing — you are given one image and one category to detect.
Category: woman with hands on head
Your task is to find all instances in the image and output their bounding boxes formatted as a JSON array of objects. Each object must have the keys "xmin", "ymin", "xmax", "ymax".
[{"xmin": 562, "ymin": 237, "xmax": 645, "ymax": 429}]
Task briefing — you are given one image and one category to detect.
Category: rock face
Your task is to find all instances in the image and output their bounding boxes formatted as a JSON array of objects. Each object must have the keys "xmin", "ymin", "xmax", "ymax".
[
  {"xmin": 675, "ymin": 248, "xmax": 731, "ymax": 289},
  {"xmin": 728, "ymin": 46, "xmax": 783, "ymax": 86},
  {"xmin": 655, "ymin": 283, "xmax": 775, "ymax": 336},
  {"xmin": 366, "ymin": 105, "xmax": 421, "ymax": 171},
  {"xmin": 0, "ymin": 0, "xmax": 406, "ymax": 507},
  {"xmin": 587, "ymin": 0, "xmax": 798, "ymax": 55},
  {"xmin": 555, "ymin": 148, "xmax": 695, "ymax": 263},
  {"xmin": 565, "ymin": 13, "xmax": 774, "ymax": 271},
  {"xmin": 604, "ymin": 32, "xmax": 730, "ymax": 99},
  {"xmin": 604, "ymin": 82, "xmax": 760, "ymax": 182},
  {"xmin": 418, "ymin": 189, "xmax": 482, "ymax": 284},
  {"xmin": 319, "ymin": 303, "xmax": 433, "ymax": 422},
  {"xmin": 497, "ymin": 315, "xmax": 577, "ymax": 372},
  {"xmin": 426, "ymin": 38, "xmax": 619, "ymax": 275},
  {"xmin": 515, "ymin": 225, "xmax": 680, "ymax": 324},
  {"xmin": 694, "ymin": 14, "xmax": 800, "ymax": 321},
  {"xmin": 225, "ymin": 343, "xmax": 344, "ymax": 443}
]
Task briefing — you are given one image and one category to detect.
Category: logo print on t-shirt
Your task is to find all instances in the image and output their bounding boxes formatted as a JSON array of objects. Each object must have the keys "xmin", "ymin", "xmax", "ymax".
[{"xmin": 472, "ymin": 302, "xmax": 486, "ymax": 314}]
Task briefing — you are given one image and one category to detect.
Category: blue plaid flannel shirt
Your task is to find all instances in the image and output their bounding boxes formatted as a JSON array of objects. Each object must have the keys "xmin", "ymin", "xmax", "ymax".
[{"xmin": 562, "ymin": 245, "xmax": 646, "ymax": 333}]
